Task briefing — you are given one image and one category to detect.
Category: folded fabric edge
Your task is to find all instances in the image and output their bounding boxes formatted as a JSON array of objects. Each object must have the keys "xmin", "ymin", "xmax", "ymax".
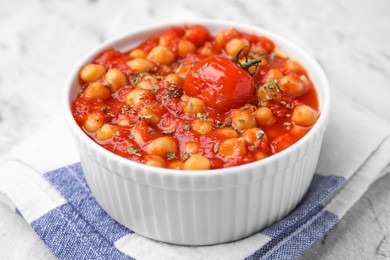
[
  {"xmin": 248, "ymin": 134, "xmax": 390, "ymax": 259},
  {"xmin": 324, "ymin": 135, "xmax": 390, "ymax": 218}
]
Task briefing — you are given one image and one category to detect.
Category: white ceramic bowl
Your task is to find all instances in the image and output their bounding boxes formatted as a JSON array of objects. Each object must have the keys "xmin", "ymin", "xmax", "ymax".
[{"xmin": 63, "ymin": 19, "xmax": 330, "ymax": 245}]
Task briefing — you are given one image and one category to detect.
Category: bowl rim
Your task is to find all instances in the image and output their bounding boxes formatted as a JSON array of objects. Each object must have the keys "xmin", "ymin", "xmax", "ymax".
[{"xmin": 63, "ymin": 18, "xmax": 330, "ymax": 177}]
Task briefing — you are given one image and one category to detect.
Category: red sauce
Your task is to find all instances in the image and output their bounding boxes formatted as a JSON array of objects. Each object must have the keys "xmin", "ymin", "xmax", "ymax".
[{"xmin": 72, "ymin": 25, "xmax": 319, "ymax": 170}]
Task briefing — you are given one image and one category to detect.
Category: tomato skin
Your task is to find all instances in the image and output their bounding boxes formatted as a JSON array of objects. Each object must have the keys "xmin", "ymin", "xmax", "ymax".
[
  {"xmin": 185, "ymin": 25, "xmax": 211, "ymax": 47},
  {"xmin": 183, "ymin": 56, "xmax": 255, "ymax": 112},
  {"xmin": 271, "ymin": 134, "xmax": 297, "ymax": 153}
]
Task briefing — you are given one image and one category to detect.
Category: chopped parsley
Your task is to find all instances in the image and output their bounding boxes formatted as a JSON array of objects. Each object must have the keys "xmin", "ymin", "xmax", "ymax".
[
  {"xmin": 138, "ymin": 115, "xmax": 153, "ymax": 121},
  {"xmin": 182, "ymin": 123, "xmax": 190, "ymax": 131},
  {"xmin": 238, "ymin": 118, "xmax": 246, "ymax": 123},
  {"xmin": 224, "ymin": 118, "xmax": 232, "ymax": 126},
  {"xmin": 256, "ymin": 130, "xmax": 264, "ymax": 139},
  {"xmin": 127, "ymin": 146, "xmax": 141, "ymax": 156},
  {"xmin": 181, "ymin": 152, "xmax": 190, "ymax": 161},
  {"xmin": 167, "ymin": 152, "xmax": 176, "ymax": 160},
  {"xmin": 213, "ymin": 143, "xmax": 219, "ymax": 153},
  {"xmin": 162, "ymin": 129, "xmax": 175, "ymax": 135},
  {"xmin": 147, "ymin": 127, "xmax": 155, "ymax": 134},
  {"xmin": 196, "ymin": 112, "xmax": 207, "ymax": 121}
]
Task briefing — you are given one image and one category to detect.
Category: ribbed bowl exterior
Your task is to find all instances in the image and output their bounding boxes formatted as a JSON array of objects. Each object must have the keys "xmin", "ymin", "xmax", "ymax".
[
  {"xmin": 64, "ymin": 20, "xmax": 330, "ymax": 245},
  {"xmin": 69, "ymin": 123, "xmax": 325, "ymax": 245}
]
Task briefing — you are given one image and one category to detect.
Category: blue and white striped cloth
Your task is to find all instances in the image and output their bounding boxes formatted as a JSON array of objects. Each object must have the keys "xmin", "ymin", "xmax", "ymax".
[{"xmin": 1, "ymin": 93, "xmax": 390, "ymax": 259}]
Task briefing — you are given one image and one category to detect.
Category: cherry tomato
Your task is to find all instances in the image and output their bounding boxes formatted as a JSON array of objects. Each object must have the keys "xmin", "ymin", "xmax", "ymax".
[
  {"xmin": 185, "ymin": 25, "xmax": 211, "ymax": 47},
  {"xmin": 183, "ymin": 56, "xmax": 256, "ymax": 112}
]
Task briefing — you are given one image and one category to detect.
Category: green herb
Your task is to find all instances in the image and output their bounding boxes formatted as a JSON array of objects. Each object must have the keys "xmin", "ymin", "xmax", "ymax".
[
  {"xmin": 129, "ymin": 75, "xmax": 140, "ymax": 85},
  {"xmin": 165, "ymin": 85, "xmax": 183, "ymax": 98},
  {"xmin": 238, "ymin": 118, "xmax": 246, "ymax": 123},
  {"xmin": 176, "ymin": 109, "xmax": 182, "ymax": 116},
  {"xmin": 181, "ymin": 152, "xmax": 190, "ymax": 161},
  {"xmin": 138, "ymin": 115, "xmax": 153, "ymax": 121},
  {"xmin": 151, "ymin": 85, "xmax": 160, "ymax": 94},
  {"xmin": 256, "ymin": 130, "xmax": 264, "ymax": 139},
  {"xmin": 162, "ymin": 129, "xmax": 175, "ymax": 135},
  {"xmin": 213, "ymin": 143, "xmax": 219, "ymax": 153},
  {"xmin": 127, "ymin": 146, "xmax": 141, "ymax": 156},
  {"xmin": 128, "ymin": 135, "xmax": 135, "ymax": 139},
  {"xmin": 101, "ymin": 107, "xmax": 108, "ymax": 113},
  {"xmin": 121, "ymin": 105, "xmax": 131, "ymax": 114},
  {"xmin": 103, "ymin": 82, "xmax": 111, "ymax": 89},
  {"xmin": 231, "ymin": 47, "xmax": 265, "ymax": 75},
  {"xmin": 225, "ymin": 118, "xmax": 232, "ymax": 126},
  {"xmin": 196, "ymin": 112, "xmax": 207, "ymax": 121},
  {"xmin": 147, "ymin": 127, "xmax": 155, "ymax": 134},
  {"xmin": 182, "ymin": 123, "xmax": 190, "ymax": 131},
  {"xmin": 167, "ymin": 152, "xmax": 176, "ymax": 160},
  {"xmin": 268, "ymin": 80, "xmax": 280, "ymax": 92}
]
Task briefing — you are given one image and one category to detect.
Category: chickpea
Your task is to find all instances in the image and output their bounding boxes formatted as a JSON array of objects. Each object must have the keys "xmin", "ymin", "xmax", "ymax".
[
  {"xmin": 254, "ymin": 107, "xmax": 276, "ymax": 126},
  {"xmin": 164, "ymin": 73, "xmax": 183, "ymax": 86},
  {"xmin": 263, "ymin": 69, "xmax": 283, "ymax": 83},
  {"xmin": 198, "ymin": 42, "xmax": 219, "ymax": 57},
  {"xmin": 136, "ymin": 75, "xmax": 159, "ymax": 90},
  {"xmin": 279, "ymin": 73, "xmax": 308, "ymax": 98},
  {"xmin": 147, "ymin": 46, "xmax": 175, "ymax": 65},
  {"xmin": 243, "ymin": 128, "xmax": 268, "ymax": 144},
  {"xmin": 249, "ymin": 45, "xmax": 266, "ymax": 58},
  {"xmin": 126, "ymin": 89, "xmax": 149, "ymax": 107},
  {"xmin": 80, "ymin": 64, "xmax": 106, "ymax": 82},
  {"xmin": 291, "ymin": 105, "xmax": 319, "ymax": 126},
  {"xmin": 256, "ymin": 82, "xmax": 282, "ymax": 103},
  {"xmin": 139, "ymin": 105, "xmax": 162, "ymax": 125},
  {"xmin": 230, "ymin": 107, "xmax": 257, "ymax": 131},
  {"xmin": 96, "ymin": 124, "xmax": 117, "ymax": 141},
  {"xmin": 225, "ymin": 38, "xmax": 250, "ymax": 57},
  {"xmin": 191, "ymin": 118, "xmax": 213, "ymax": 135},
  {"xmin": 213, "ymin": 127, "xmax": 238, "ymax": 139},
  {"xmin": 290, "ymin": 125, "xmax": 309, "ymax": 139},
  {"xmin": 182, "ymin": 96, "xmax": 206, "ymax": 114},
  {"xmin": 218, "ymin": 138, "xmax": 247, "ymax": 157},
  {"xmin": 178, "ymin": 39, "xmax": 196, "ymax": 57},
  {"xmin": 84, "ymin": 113, "xmax": 104, "ymax": 133},
  {"xmin": 105, "ymin": 68, "xmax": 128, "ymax": 92},
  {"xmin": 145, "ymin": 155, "xmax": 166, "ymax": 168},
  {"xmin": 127, "ymin": 58, "xmax": 154, "ymax": 73},
  {"xmin": 82, "ymin": 82, "xmax": 111, "ymax": 100},
  {"xmin": 117, "ymin": 118, "xmax": 130, "ymax": 127},
  {"xmin": 145, "ymin": 137, "xmax": 178, "ymax": 157},
  {"xmin": 254, "ymin": 151, "xmax": 267, "ymax": 161},
  {"xmin": 281, "ymin": 59, "xmax": 303, "ymax": 74},
  {"xmin": 167, "ymin": 160, "xmax": 184, "ymax": 170},
  {"xmin": 215, "ymin": 29, "xmax": 240, "ymax": 47},
  {"xmin": 184, "ymin": 142, "xmax": 200, "ymax": 155},
  {"xmin": 183, "ymin": 154, "xmax": 211, "ymax": 170},
  {"xmin": 129, "ymin": 49, "xmax": 147, "ymax": 59}
]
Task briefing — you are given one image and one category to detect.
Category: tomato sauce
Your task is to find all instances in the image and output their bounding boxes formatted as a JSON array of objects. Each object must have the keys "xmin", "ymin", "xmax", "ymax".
[{"xmin": 72, "ymin": 25, "xmax": 319, "ymax": 170}]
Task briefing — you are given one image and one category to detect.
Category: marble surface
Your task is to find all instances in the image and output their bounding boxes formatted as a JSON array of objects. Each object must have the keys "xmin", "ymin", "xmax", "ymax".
[{"xmin": 0, "ymin": 0, "xmax": 390, "ymax": 258}]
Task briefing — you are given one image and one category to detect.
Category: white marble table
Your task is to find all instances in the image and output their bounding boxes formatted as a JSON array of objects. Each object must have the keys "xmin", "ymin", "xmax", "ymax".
[{"xmin": 1, "ymin": 0, "xmax": 390, "ymax": 258}]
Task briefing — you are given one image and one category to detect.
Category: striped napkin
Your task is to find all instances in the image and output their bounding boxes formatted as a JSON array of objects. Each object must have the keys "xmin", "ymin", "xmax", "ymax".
[{"xmin": 0, "ymin": 92, "xmax": 389, "ymax": 259}]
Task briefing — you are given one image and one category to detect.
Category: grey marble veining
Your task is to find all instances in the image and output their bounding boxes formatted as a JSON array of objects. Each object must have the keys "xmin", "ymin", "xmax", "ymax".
[{"xmin": 1, "ymin": 0, "xmax": 390, "ymax": 258}]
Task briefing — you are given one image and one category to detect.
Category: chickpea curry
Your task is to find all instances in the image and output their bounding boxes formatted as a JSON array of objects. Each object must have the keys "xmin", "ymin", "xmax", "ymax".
[{"xmin": 72, "ymin": 25, "xmax": 319, "ymax": 170}]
